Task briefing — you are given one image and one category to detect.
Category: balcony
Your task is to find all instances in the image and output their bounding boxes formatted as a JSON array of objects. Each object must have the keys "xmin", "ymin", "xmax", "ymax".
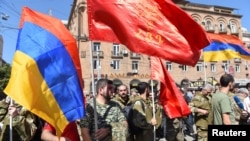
[
  {"xmin": 205, "ymin": 25, "xmax": 215, "ymax": 32},
  {"xmin": 111, "ymin": 51, "xmax": 123, "ymax": 58},
  {"xmin": 130, "ymin": 52, "xmax": 141, "ymax": 59},
  {"xmin": 234, "ymin": 58, "xmax": 241, "ymax": 63},
  {"xmin": 92, "ymin": 51, "xmax": 104, "ymax": 58},
  {"xmin": 218, "ymin": 28, "xmax": 227, "ymax": 33},
  {"xmin": 127, "ymin": 69, "xmax": 138, "ymax": 76},
  {"xmin": 231, "ymin": 29, "xmax": 239, "ymax": 35},
  {"xmin": 132, "ymin": 69, "xmax": 138, "ymax": 74}
]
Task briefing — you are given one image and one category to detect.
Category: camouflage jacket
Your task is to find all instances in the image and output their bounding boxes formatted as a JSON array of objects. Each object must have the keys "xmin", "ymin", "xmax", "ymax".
[
  {"xmin": 189, "ymin": 93, "xmax": 212, "ymax": 129},
  {"xmin": 112, "ymin": 94, "xmax": 130, "ymax": 110},
  {"xmin": 80, "ymin": 98, "xmax": 128, "ymax": 141},
  {"xmin": 0, "ymin": 100, "xmax": 37, "ymax": 141},
  {"xmin": 228, "ymin": 92, "xmax": 242, "ymax": 123}
]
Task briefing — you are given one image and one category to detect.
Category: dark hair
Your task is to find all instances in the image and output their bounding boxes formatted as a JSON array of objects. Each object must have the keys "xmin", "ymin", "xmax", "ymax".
[
  {"xmin": 118, "ymin": 84, "xmax": 128, "ymax": 90},
  {"xmin": 180, "ymin": 78, "xmax": 189, "ymax": 88},
  {"xmin": 233, "ymin": 83, "xmax": 240, "ymax": 89},
  {"xmin": 219, "ymin": 74, "xmax": 234, "ymax": 87},
  {"xmin": 137, "ymin": 82, "xmax": 149, "ymax": 95},
  {"xmin": 181, "ymin": 78, "xmax": 189, "ymax": 86},
  {"xmin": 96, "ymin": 79, "xmax": 113, "ymax": 92},
  {"xmin": 246, "ymin": 82, "xmax": 250, "ymax": 89}
]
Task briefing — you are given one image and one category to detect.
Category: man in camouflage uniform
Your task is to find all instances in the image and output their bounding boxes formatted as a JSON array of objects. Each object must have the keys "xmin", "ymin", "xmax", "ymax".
[
  {"xmin": 112, "ymin": 84, "xmax": 131, "ymax": 110},
  {"xmin": 0, "ymin": 97, "xmax": 38, "ymax": 141},
  {"xmin": 112, "ymin": 84, "xmax": 135, "ymax": 141},
  {"xmin": 132, "ymin": 82, "xmax": 157, "ymax": 141},
  {"xmin": 189, "ymin": 84, "xmax": 213, "ymax": 141},
  {"xmin": 80, "ymin": 79, "xmax": 128, "ymax": 141}
]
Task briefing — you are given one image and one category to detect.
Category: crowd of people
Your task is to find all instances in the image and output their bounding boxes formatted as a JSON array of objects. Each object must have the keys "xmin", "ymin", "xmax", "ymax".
[{"xmin": 0, "ymin": 73, "xmax": 250, "ymax": 141}]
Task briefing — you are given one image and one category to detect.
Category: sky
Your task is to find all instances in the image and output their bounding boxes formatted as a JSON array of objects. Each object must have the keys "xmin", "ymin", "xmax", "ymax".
[{"xmin": 0, "ymin": 0, "xmax": 249, "ymax": 64}]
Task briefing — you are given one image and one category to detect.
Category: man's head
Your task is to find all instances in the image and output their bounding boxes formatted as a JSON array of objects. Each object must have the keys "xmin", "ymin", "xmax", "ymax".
[
  {"xmin": 117, "ymin": 84, "xmax": 129, "ymax": 98},
  {"xmin": 96, "ymin": 79, "xmax": 114, "ymax": 100},
  {"xmin": 180, "ymin": 78, "xmax": 189, "ymax": 94},
  {"xmin": 220, "ymin": 74, "xmax": 234, "ymax": 89},
  {"xmin": 237, "ymin": 88, "xmax": 249, "ymax": 98},
  {"xmin": 137, "ymin": 82, "xmax": 150, "ymax": 97},
  {"xmin": 130, "ymin": 88, "xmax": 138, "ymax": 96},
  {"xmin": 202, "ymin": 83, "xmax": 213, "ymax": 96}
]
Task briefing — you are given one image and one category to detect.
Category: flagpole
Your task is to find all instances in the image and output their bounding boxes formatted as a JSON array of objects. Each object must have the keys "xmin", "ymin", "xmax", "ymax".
[
  {"xmin": 89, "ymin": 41, "xmax": 99, "ymax": 141},
  {"xmin": 204, "ymin": 61, "xmax": 207, "ymax": 84},
  {"xmin": 150, "ymin": 80, "xmax": 156, "ymax": 141},
  {"xmin": 9, "ymin": 98, "xmax": 13, "ymax": 141}
]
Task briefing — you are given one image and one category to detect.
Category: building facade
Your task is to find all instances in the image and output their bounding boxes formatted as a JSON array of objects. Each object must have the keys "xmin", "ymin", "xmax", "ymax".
[{"xmin": 68, "ymin": 0, "xmax": 250, "ymax": 94}]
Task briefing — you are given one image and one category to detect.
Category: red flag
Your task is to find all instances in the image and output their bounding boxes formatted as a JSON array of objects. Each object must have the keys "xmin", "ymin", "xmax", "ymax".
[
  {"xmin": 87, "ymin": 0, "xmax": 210, "ymax": 66},
  {"xmin": 150, "ymin": 56, "xmax": 191, "ymax": 118}
]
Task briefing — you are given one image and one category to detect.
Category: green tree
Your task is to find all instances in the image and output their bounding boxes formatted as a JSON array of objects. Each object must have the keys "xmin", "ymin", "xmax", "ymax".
[{"xmin": 0, "ymin": 62, "xmax": 11, "ymax": 99}]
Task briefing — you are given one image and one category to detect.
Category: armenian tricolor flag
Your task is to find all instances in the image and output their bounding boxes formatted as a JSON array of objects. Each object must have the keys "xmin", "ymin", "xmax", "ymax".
[
  {"xmin": 203, "ymin": 33, "xmax": 250, "ymax": 62},
  {"xmin": 4, "ymin": 7, "xmax": 85, "ymax": 135}
]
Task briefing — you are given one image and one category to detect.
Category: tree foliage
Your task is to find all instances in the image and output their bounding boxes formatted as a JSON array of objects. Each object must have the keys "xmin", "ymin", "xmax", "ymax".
[{"xmin": 0, "ymin": 62, "xmax": 11, "ymax": 99}]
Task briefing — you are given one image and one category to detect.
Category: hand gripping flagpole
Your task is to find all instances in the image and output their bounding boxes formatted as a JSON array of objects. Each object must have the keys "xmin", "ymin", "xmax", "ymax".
[
  {"xmin": 89, "ymin": 41, "xmax": 99, "ymax": 141},
  {"xmin": 150, "ymin": 80, "xmax": 156, "ymax": 141}
]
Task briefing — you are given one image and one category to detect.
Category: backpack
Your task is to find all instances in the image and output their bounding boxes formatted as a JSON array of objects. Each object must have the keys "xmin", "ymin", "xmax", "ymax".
[{"xmin": 124, "ymin": 100, "xmax": 145, "ymax": 135}]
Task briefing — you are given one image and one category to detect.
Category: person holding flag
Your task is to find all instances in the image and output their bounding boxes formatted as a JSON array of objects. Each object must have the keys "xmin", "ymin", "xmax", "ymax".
[{"xmin": 0, "ymin": 97, "xmax": 39, "ymax": 141}]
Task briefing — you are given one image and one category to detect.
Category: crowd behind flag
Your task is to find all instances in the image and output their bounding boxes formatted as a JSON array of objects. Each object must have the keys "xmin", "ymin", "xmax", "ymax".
[
  {"xmin": 150, "ymin": 56, "xmax": 191, "ymax": 118},
  {"xmin": 87, "ymin": 0, "xmax": 210, "ymax": 66},
  {"xmin": 4, "ymin": 7, "xmax": 85, "ymax": 135},
  {"xmin": 203, "ymin": 33, "xmax": 250, "ymax": 62}
]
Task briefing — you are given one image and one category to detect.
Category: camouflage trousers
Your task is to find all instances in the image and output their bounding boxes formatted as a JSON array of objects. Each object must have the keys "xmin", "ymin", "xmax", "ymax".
[{"xmin": 196, "ymin": 127, "xmax": 207, "ymax": 141}]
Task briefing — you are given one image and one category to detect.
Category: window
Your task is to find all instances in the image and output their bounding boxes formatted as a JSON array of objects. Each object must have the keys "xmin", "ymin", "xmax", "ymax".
[
  {"xmin": 166, "ymin": 62, "xmax": 172, "ymax": 71},
  {"xmin": 182, "ymin": 65, "xmax": 188, "ymax": 72},
  {"xmin": 230, "ymin": 22, "xmax": 237, "ymax": 33},
  {"xmin": 93, "ymin": 42, "xmax": 100, "ymax": 51},
  {"xmin": 235, "ymin": 64, "xmax": 240, "ymax": 72},
  {"xmin": 219, "ymin": 22, "xmax": 225, "ymax": 32},
  {"xmin": 211, "ymin": 63, "xmax": 216, "ymax": 72},
  {"xmin": 132, "ymin": 61, "xmax": 138, "ymax": 70},
  {"xmin": 205, "ymin": 20, "xmax": 213, "ymax": 31},
  {"xmin": 113, "ymin": 43, "xmax": 120, "ymax": 56},
  {"xmin": 93, "ymin": 59, "xmax": 100, "ymax": 70},
  {"xmin": 196, "ymin": 63, "xmax": 203, "ymax": 72},
  {"xmin": 112, "ymin": 60, "xmax": 120, "ymax": 70},
  {"xmin": 223, "ymin": 62, "xmax": 229, "ymax": 72}
]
